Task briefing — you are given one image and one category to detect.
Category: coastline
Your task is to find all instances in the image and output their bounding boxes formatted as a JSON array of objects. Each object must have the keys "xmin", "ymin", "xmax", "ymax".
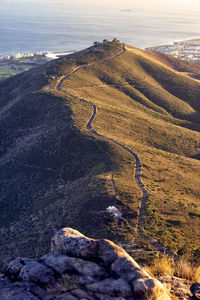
[
  {"xmin": 0, "ymin": 50, "xmax": 76, "ymax": 61},
  {"xmin": 146, "ymin": 37, "xmax": 200, "ymax": 62},
  {"xmin": 146, "ymin": 36, "xmax": 200, "ymax": 48},
  {"xmin": 45, "ymin": 51, "xmax": 75, "ymax": 60},
  {"xmin": 1, "ymin": 35, "xmax": 200, "ymax": 59},
  {"xmin": 1, "ymin": 36, "xmax": 200, "ymax": 82},
  {"xmin": 0, "ymin": 49, "xmax": 76, "ymax": 81}
]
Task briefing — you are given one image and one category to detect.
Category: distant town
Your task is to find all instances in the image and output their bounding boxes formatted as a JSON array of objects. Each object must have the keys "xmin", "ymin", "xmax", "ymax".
[
  {"xmin": 0, "ymin": 52, "xmax": 47, "ymax": 81},
  {"xmin": 0, "ymin": 51, "xmax": 74, "ymax": 81},
  {"xmin": 1, "ymin": 38, "xmax": 200, "ymax": 81},
  {"xmin": 146, "ymin": 38, "xmax": 200, "ymax": 62}
]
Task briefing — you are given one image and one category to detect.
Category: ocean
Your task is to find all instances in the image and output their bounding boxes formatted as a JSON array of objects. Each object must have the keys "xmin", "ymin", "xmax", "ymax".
[{"xmin": 1, "ymin": 0, "xmax": 200, "ymax": 56}]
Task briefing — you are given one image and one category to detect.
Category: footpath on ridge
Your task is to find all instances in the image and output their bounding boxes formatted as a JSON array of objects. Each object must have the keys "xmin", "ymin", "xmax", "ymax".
[{"xmin": 56, "ymin": 43, "xmax": 175, "ymax": 257}]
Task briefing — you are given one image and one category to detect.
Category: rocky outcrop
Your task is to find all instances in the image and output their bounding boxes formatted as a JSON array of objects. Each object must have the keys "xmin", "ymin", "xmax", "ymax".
[
  {"xmin": 191, "ymin": 283, "xmax": 200, "ymax": 300},
  {"xmin": 159, "ymin": 276, "xmax": 200, "ymax": 300},
  {"xmin": 159, "ymin": 276, "xmax": 192, "ymax": 299},
  {"xmin": 0, "ymin": 228, "xmax": 171, "ymax": 299}
]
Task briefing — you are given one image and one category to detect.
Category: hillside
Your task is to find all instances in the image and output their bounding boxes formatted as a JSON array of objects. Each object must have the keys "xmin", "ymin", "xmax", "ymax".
[{"xmin": 0, "ymin": 41, "xmax": 200, "ymax": 267}]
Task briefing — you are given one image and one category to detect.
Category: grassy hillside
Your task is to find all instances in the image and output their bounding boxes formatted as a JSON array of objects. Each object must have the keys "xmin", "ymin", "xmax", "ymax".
[
  {"xmin": 0, "ymin": 41, "xmax": 200, "ymax": 266},
  {"xmin": 57, "ymin": 43, "xmax": 200, "ymax": 261}
]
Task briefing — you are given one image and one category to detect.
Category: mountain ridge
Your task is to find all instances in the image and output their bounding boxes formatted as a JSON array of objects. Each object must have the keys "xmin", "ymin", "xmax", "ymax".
[{"xmin": 0, "ymin": 40, "xmax": 200, "ymax": 267}]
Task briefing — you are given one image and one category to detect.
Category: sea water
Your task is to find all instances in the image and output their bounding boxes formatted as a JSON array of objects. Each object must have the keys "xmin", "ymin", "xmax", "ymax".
[{"xmin": 1, "ymin": 0, "xmax": 200, "ymax": 56}]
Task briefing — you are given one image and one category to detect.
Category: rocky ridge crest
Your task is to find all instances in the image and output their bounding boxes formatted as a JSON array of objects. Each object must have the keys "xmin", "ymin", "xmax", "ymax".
[{"xmin": 0, "ymin": 228, "xmax": 181, "ymax": 299}]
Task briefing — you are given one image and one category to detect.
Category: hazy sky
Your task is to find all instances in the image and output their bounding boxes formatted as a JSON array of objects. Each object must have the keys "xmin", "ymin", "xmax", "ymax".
[
  {"xmin": 2, "ymin": 0, "xmax": 200, "ymax": 8},
  {"xmin": 2, "ymin": 0, "xmax": 200, "ymax": 18},
  {"xmin": 1, "ymin": 0, "xmax": 200, "ymax": 54},
  {"xmin": 3, "ymin": 0, "xmax": 200, "ymax": 20}
]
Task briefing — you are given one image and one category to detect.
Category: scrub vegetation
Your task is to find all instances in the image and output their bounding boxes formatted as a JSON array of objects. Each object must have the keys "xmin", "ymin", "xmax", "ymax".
[{"xmin": 0, "ymin": 40, "xmax": 199, "ymax": 266}]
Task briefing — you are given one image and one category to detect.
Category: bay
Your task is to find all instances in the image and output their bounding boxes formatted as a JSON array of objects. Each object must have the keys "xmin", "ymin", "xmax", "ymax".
[{"xmin": 0, "ymin": 0, "xmax": 200, "ymax": 56}]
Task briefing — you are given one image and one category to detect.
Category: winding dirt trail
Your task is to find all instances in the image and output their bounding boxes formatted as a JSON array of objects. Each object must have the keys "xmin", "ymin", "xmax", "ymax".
[{"xmin": 56, "ymin": 43, "xmax": 175, "ymax": 257}]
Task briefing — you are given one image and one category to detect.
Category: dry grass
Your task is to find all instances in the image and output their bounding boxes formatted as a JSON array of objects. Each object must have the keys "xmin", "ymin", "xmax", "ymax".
[
  {"xmin": 59, "ymin": 44, "xmax": 200, "ymax": 258},
  {"xmin": 146, "ymin": 256, "xmax": 200, "ymax": 282},
  {"xmin": 148, "ymin": 288, "xmax": 168, "ymax": 300},
  {"xmin": 145, "ymin": 256, "xmax": 174, "ymax": 277},
  {"xmin": 174, "ymin": 257, "xmax": 200, "ymax": 282},
  {"xmin": 0, "ymin": 42, "xmax": 129, "ymax": 267},
  {"xmin": 1, "ymin": 41, "xmax": 200, "ymax": 265}
]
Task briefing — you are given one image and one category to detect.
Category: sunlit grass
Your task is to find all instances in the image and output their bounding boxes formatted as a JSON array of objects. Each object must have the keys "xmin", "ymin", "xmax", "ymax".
[
  {"xmin": 146, "ymin": 256, "xmax": 200, "ymax": 282},
  {"xmin": 58, "ymin": 44, "xmax": 200, "ymax": 259},
  {"xmin": 1, "ymin": 41, "xmax": 199, "ymax": 266}
]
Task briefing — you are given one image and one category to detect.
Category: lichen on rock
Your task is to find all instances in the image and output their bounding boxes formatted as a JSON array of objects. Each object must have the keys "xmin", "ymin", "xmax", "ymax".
[{"xmin": 0, "ymin": 228, "xmax": 172, "ymax": 299}]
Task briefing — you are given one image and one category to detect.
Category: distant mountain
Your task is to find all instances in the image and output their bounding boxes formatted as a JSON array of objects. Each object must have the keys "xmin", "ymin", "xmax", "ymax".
[{"xmin": 0, "ymin": 40, "xmax": 200, "ymax": 267}]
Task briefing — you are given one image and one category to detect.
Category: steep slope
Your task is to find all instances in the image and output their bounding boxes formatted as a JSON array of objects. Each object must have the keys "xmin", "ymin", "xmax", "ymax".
[
  {"xmin": 56, "ymin": 43, "xmax": 200, "ymax": 260},
  {"xmin": 0, "ymin": 43, "xmax": 123, "ymax": 266},
  {"xmin": 0, "ymin": 41, "xmax": 200, "ymax": 267}
]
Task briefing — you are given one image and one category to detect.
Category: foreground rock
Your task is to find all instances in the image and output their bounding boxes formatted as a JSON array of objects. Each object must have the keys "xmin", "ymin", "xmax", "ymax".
[
  {"xmin": 159, "ymin": 276, "xmax": 200, "ymax": 300},
  {"xmin": 0, "ymin": 228, "xmax": 171, "ymax": 299},
  {"xmin": 191, "ymin": 283, "xmax": 200, "ymax": 299}
]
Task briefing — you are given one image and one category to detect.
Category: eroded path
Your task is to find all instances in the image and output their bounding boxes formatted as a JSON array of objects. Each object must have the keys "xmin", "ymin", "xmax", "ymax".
[{"xmin": 56, "ymin": 43, "xmax": 175, "ymax": 257}]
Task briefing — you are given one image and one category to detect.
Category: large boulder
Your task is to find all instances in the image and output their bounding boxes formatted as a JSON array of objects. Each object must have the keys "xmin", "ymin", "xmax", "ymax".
[
  {"xmin": 97, "ymin": 239, "xmax": 127, "ymax": 265},
  {"xmin": 6, "ymin": 258, "xmax": 35, "ymax": 277},
  {"xmin": 86, "ymin": 278, "xmax": 132, "ymax": 297},
  {"xmin": 0, "ymin": 282, "xmax": 53, "ymax": 300},
  {"xmin": 132, "ymin": 278, "xmax": 170, "ymax": 300},
  {"xmin": 50, "ymin": 228, "xmax": 170, "ymax": 299},
  {"xmin": 19, "ymin": 260, "xmax": 55, "ymax": 286},
  {"xmin": 111, "ymin": 255, "xmax": 149, "ymax": 282},
  {"xmin": 51, "ymin": 228, "xmax": 98, "ymax": 260},
  {"xmin": 42, "ymin": 253, "xmax": 107, "ymax": 282},
  {"xmin": 1, "ymin": 228, "xmax": 171, "ymax": 300},
  {"xmin": 191, "ymin": 282, "xmax": 200, "ymax": 299},
  {"xmin": 159, "ymin": 276, "xmax": 193, "ymax": 299}
]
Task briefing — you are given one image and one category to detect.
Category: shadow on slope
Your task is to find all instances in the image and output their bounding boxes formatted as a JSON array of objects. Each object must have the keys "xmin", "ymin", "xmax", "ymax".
[
  {"xmin": 88, "ymin": 46, "xmax": 200, "ymax": 130},
  {"xmin": 0, "ymin": 89, "xmax": 117, "ymax": 265},
  {"xmin": 191, "ymin": 153, "xmax": 200, "ymax": 160},
  {"xmin": 135, "ymin": 56, "xmax": 200, "ymax": 122}
]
